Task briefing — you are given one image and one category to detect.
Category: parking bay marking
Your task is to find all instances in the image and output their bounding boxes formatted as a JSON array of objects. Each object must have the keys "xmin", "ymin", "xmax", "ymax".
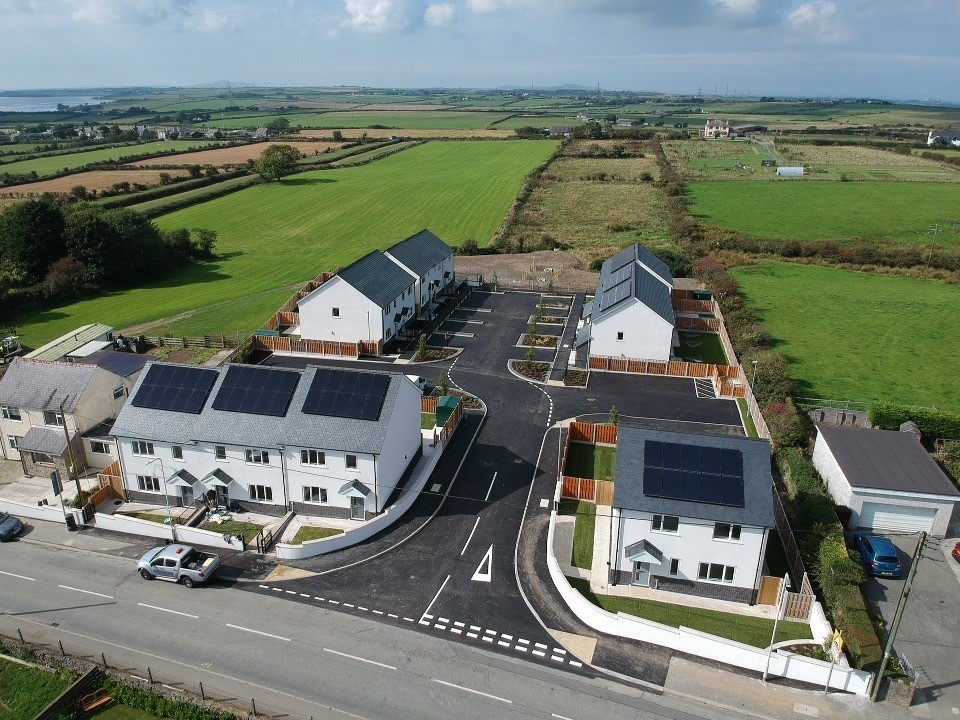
[
  {"xmin": 0, "ymin": 570, "xmax": 35, "ymax": 581},
  {"xmin": 484, "ymin": 472, "xmax": 497, "ymax": 502},
  {"xmin": 461, "ymin": 517, "xmax": 481, "ymax": 555}
]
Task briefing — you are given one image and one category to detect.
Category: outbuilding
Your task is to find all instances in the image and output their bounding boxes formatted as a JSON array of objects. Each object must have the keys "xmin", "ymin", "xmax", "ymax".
[{"xmin": 812, "ymin": 425, "xmax": 960, "ymax": 536}]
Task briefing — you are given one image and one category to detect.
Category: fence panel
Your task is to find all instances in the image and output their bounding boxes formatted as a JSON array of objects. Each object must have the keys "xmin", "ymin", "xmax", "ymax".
[
  {"xmin": 422, "ymin": 396, "xmax": 439, "ymax": 413},
  {"xmin": 593, "ymin": 424, "xmax": 618, "ymax": 445},
  {"xmin": 784, "ymin": 592, "xmax": 814, "ymax": 621},
  {"xmin": 772, "ymin": 489, "xmax": 807, "ymax": 585},
  {"xmin": 596, "ymin": 480, "xmax": 615, "ymax": 505},
  {"xmin": 757, "ymin": 576, "xmax": 782, "ymax": 606}
]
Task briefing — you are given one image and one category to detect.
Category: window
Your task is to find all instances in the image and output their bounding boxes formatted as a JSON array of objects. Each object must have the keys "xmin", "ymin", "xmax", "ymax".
[
  {"xmin": 332, "ymin": 307, "xmax": 340, "ymax": 317},
  {"xmin": 303, "ymin": 486, "xmax": 327, "ymax": 503},
  {"xmin": 32, "ymin": 452, "xmax": 55, "ymax": 464},
  {"xmin": 245, "ymin": 448, "xmax": 270, "ymax": 465},
  {"xmin": 89, "ymin": 440, "xmax": 109, "ymax": 455},
  {"xmin": 713, "ymin": 523, "xmax": 742, "ymax": 541},
  {"xmin": 172, "ymin": 445, "xmax": 184, "ymax": 460},
  {"xmin": 7, "ymin": 435, "xmax": 21, "ymax": 450},
  {"xmin": 132, "ymin": 440, "xmax": 154, "ymax": 456},
  {"xmin": 669, "ymin": 558, "xmax": 680, "ymax": 576},
  {"xmin": 616, "ymin": 331, "xmax": 624, "ymax": 341},
  {"xmin": 249, "ymin": 484, "xmax": 273, "ymax": 502},
  {"xmin": 137, "ymin": 475, "xmax": 161, "ymax": 493},
  {"xmin": 300, "ymin": 449, "xmax": 326, "ymax": 466},
  {"xmin": 345, "ymin": 454, "xmax": 358, "ymax": 470},
  {"xmin": 43, "ymin": 410, "xmax": 64, "ymax": 427},
  {"xmin": 698, "ymin": 563, "xmax": 735, "ymax": 584},
  {"xmin": 1, "ymin": 406, "xmax": 21, "ymax": 421},
  {"xmin": 113, "ymin": 386, "xmax": 125, "ymax": 401},
  {"xmin": 215, "ymin": 445, "xmax": 227, "ymax": 460},
  {"xmin": 651, "ymin": 514, "xmax": 679, "ymax": 533}
]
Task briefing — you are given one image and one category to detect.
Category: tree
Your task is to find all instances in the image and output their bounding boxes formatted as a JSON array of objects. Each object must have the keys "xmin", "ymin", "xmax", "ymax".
[
  {"xmin": 158, "ymin": 172, "xmax": 173, "ymax": 185},
  {"xmin": 524, "ymin": 346, "xmax": 536, "ymax": 371},
  {"xmin": 43, "ymin": 256, "xmax": 86, "ymax": 295},
  {"xmin": 438, "ymin": 371, "xmax": 450, "ymax": 396},
  {"xmin": 0, "ymin": 199, "xmax": 66, "ymax": 285},
  {"xmin": 332, "ymin": 130, "xmax": 344, "ymax": 142},
  {"xmin": 69, "ymin": 185, "xmax": 90, "ymax": 201},
  {"xmin": 265, "ymin": 117, "xmax": 290, "ymax": 133},
  {"xmin": 186, "ymin": 164, "xmax": 203, "ymax": 179},
  {"xmin": 191, "ymin": 228, "xmax": 217, "ymax": 259},
  {"xmin": 255, "ymin": 144, "xmax": 300, "ymax": 182},
  {"xmin": 604, "ymin": 113, "xmax": 618, "ymax": 123},
  {"xmin": 415, "ymin": 334, "xmax": 428, "ymax": 361},
  {"xmin": 609, "ymin": 405, "xmax": 618, "ymax": 426}
]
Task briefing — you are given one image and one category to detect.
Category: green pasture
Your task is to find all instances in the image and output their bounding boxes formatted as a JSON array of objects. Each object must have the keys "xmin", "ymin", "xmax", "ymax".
[
  {"xmin": 0, "ymin": 140, "xmax": 220, "ymax": 178},
  {"xmin": 203, "ymin": 110, "xmax": 511, "ymax": 130},
  {"xmin": 10, "ymin": 140, "xmax": 557, "ymax": 346},
  {"xmin": 732, "ymin": 261, "xmax": 960, "ymax": 411},
  {"xmin": 690, "ymin": 181, "xmax": 960, "ymax": 247}
]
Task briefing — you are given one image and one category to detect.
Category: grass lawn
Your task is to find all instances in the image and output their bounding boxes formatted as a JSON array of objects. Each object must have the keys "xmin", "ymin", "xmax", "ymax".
[
  {"xmin": 118, "ymin": 512, "xmax": 179, "ymax": 525},
  {"xmin": 674, "ymin": 331, "xmax": 728, "ymax": 365},
  {"xmin": 292, "ymin": 526, "xmax": 344, "ymax": 544},
  {"xmin": 9, "ymin": 140, "xmax": 557, "ymax": 347},
  {"xmin": 204, "ymin": 519, "xmax": 263, "ymax": 542},
  {"xmin": 737, "ymin": 398, "xmax": 759, "ymax": 438},
  {"xmin": 0, "ymin": 140, "xmax": 220, "ymax": 178},
  {"xmin": 0, "ymin": 658, "xmax": 73, "ymax": 720},
  {"xmin": 568, "ymin": 578, "xmax": 812, "ymax": 649},
  {"xmin": 690, "ymin": 181, "xmax": 960, "ymax": 248},
  {"xmin": 732, "ymin": 261, "xmax": 960, "ymax": 411},
  {"xmin": 565, "ymin": 443, "xmax": 616, "ymax": 482},
  {"xmin": 421, "ymin": 412, "xmax": 436, "ymax": 429},
  {"xmin": 91, "ymin": 703, "xmax": 161, "ymax": 720},
  {"xmin": 559, "ymin": 499, "xmax": 596, "ymax": 570}
]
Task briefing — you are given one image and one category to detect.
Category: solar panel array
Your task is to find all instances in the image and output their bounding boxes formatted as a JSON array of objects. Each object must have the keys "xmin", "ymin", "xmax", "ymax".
[
  {"xmin": 610, "ymin": 247, "xmax": 635, "ymax": 273},
  {"xmin": 211, "ymin": 365, "xmax": 300, "ymax": 417},
  {"xmin": 601, "ymin": 278, "xmax": 633, "ymax": 311},
  {"xmin": 642, "ymin": 440, "xmax": 744, "ymax": 507},
  {"xmin": 302, "ymin": 368, "xmax": 390, "ymax": 421},
  {"xmin": 131, "ymin": 364, "xmax": 219, "ymax": 414}
]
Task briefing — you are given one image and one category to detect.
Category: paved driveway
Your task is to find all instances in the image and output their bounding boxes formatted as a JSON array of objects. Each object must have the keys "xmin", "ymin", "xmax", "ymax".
[{"xmin": 860, "ymin": 533, "xmax": 960, "ymax": 717}]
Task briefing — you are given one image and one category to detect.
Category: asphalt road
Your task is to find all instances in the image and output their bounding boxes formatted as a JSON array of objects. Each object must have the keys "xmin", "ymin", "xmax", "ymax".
[{"xmin": 0, "ymin": 530, "xmax": 747, "ymax": 720}]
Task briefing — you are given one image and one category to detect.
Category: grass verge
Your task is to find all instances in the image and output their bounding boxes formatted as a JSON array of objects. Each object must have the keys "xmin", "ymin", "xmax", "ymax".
[
  {"xmin": 559, "ymin": 499, "xmax": 596, "ymax": 570},
  {"xmin": 292, "ymin": 526, "xmax": 344, "ymax": 544},
  {"xmin": 565, "ymin": 443, "xmax": 616, "ymax": 481},
  {"xmin": 203, "ymin": 519, "xmax": 263, "ymax": 542},
  {"xmin": 737, "ymin": 398, "xmax": 759, "ymax": 438}
]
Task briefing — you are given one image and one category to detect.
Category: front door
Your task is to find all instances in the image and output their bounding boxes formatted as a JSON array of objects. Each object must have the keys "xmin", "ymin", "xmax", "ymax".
[
  {"xmin": 215, "ymin": 485, "xmax": 229, "ymax": 509},
  {"xmin": 632, "ymin": 562, "xmax": 651, "ymax": 587},
  {"xmin": 180, "ymin": 486, "xmax": 194, "ymax": 507},
  {"xmin": 350, "ymin": 496, "xmax": 365, "ymax": 521}
]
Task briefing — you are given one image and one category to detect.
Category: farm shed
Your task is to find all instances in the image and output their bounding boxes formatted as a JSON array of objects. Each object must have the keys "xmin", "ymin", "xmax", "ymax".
[
  {"xmin": 776, "ymin": 166, "xmax": 804, "ymax": 177},
  {"xmin": 812, "ymin": 425, "xmax": 959, "ymax": 536}
]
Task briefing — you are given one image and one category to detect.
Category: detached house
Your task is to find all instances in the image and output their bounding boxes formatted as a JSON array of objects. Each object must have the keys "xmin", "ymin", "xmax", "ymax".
[
  {"xmin": 384, "ymin": 230, "xmax": 455, "ymax": 319},
  {"xmin": 299, "ymin": 251, "xmax": 417, "ymax": 350},
  {"xmin": 0, "ymin": 358, "xmax": 135, "ymax": 477},
  {"xmin": 579, "ymin": 243, "xmax": 676, "ymax": 361},
  {"xmin": 111, "ymin": 363, "xmax": 422, "ymax": 520},
  {"xmin": 608, "ymin": 427, "xmax": 775, "ymax": 604},
  {"xmin": 700, "ymin": 120, "xmax": 731, "ymax": 138}
]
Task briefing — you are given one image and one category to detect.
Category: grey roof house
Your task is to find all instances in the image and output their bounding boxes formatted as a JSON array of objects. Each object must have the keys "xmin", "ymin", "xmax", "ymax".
[{"xmin": 384, "ymin": 230, "xmax": 455, "ymax": 317}]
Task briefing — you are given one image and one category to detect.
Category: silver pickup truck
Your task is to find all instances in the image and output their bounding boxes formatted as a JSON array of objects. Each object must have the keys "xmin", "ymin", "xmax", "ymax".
[{"xmin": 137, "ymin": 544, "xmax": 221, "ymax": 588}]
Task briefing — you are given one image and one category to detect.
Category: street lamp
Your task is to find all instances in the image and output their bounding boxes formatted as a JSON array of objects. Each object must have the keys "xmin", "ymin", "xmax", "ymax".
[
  {"xmin": 145, "ymin": 456, "xmax": 174, "ymax": 528},
  {"xmin": 751, "ymin": 359, "xmax": 759, "ymax": 391}
]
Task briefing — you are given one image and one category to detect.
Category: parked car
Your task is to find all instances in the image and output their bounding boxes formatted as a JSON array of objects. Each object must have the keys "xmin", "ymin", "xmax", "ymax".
[
  {"xmin": 0, "ymin": 512, "xmax": 23, "ymax": 541},
  {"xmin": 952, "ymin": 542, "xmax": 960, "ymax": 564},
  {"xmin": 855, "ymin": 533, "xmax": 903, "ymax": 578},
  {"xmin": 137, "ymin": 544, "xmax": 221, "ymax": 588},
  {"xmin": 406, "ymin": 375, "xmax": 427, "ymax": 393}
]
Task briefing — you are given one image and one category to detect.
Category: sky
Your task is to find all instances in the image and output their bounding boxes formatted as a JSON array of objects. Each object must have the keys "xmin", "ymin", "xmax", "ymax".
[{"xmin": 1, "ymin": 0, "xmax": 958, "ymax": 101}]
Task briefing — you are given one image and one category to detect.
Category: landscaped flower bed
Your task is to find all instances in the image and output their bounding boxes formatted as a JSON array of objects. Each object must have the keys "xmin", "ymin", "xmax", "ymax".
[
  {"xmin": 521, "ymin": 334, "xmax": 558, "ymax": 348},
  {"xmin": 416, "ymin": 347, "xmax": 457, "ymax": 362},
  {"xmin": 510, "ymin": 360, "xmax": 551, "ymax": 382},
  {"xmin": 529, "ymin": 315, "xmax": 565, "ymax": 325},
  {"xmin": 563, "ymin": 369, "xmax": 588, "ymax": 387}
]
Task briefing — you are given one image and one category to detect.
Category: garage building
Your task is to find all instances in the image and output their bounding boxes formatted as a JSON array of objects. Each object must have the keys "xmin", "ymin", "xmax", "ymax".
[{"xmin": 813, "ymin": 424, "xmax": 959, "ymax": 536}]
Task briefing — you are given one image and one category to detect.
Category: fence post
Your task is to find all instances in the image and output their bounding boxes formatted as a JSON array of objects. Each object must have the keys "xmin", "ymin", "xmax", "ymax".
[
  {"xmin": 147, "ymin": 667, "xmax": 153, "ymax": 684},
  {"xmin": 17, "ymin": 628, "xmax": 23, "ymax": 644},
  {"xmin": 59, "ymin": 639, "xmax": 65, "ymax": 657},
  {"xmin": 251, "ymin": 698, "xmax": 257, "ymax": 717},
  {"xmin": 199, "ymin": 682, "xmax": 205, "ymax": 700},
  {"xmin": 101, "ymin": 652, "xmax": 108, "ymax": 670}
]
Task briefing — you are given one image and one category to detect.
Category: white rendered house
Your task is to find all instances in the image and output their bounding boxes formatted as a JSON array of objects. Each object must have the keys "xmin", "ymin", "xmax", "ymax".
[
  {"xmin": 608, "ymin": 427, "xmax": 775, "ymax": 604},
  {"xmin": 111, "ymin": 362, "xmax": 423, "ymax": 520},
  {"xmin": 580, "ymin": 244, "xmax": 676, "ymax": 361},
  {"xmin": 384, "ymin": 229, "xmax": 455, "ymax": 319}
]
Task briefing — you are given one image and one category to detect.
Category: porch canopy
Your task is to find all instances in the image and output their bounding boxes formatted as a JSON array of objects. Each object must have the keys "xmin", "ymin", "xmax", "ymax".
[
  {"xmin": 19, "ymin": 427, "xmax": 68, "ymax": 456},
  {"xmin": 166, "ymin": 468, "xmax": 199, "ymax": 488},
  {"xmin": 339, "ymin": 479, "xmax": 370, "ymax": 498},
  {"xmin": 625, "ymin": 539, "xmax": 664, "ymax": 564},
  {"xmin": 201, "ymin": 468, "xmax": 233, "ymax": 488}
]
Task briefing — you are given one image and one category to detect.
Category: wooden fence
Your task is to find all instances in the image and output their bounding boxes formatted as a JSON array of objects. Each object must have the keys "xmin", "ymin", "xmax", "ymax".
[
  {"xmin": 560, "ymin": 423, "xmax": 618, "ymax": 505},
  {"xmin": 142, "ymin": 333, "xmax": 240, "ymax": 349},
  {"xmin": 422, "ymin": 396, "xmax": 439, "ymax": 413},
  {"xmin": 672, "ymin": 298, "xmax": 716, "ymax": 315},
  {"xmin": 252, "ymin": 336, "xmax": 364, "ymax": 357},
  {"xmin": 438, "ymin": 401, "xmax": 464, "ymax": 446},
  {"xmin": 96, "ymin": 460, "xmax": 125, "ymax": 502},
  {"xmin": 675, "ymin": 316, "xmax": 722, "ymax": 332},
  {"xmin": 568, "ymin": 421, "xmax": 618, "ymax": 445},
  {"xmin": 561, "ymin": 476, "xmax": 614, "ymax": 504},
  {"xmin": 784, "ymin": 573, "xmax": 815, "ymax": 620},
  {"xmin": 588, "ymin": 356, "xmax": 743, "ymax": 392}
]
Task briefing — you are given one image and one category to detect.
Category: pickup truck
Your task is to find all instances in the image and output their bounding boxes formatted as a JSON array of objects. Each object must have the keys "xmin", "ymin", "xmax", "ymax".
[{"xmin": 137, "ymin": 544, "xmax": 221, "ymax": 588}]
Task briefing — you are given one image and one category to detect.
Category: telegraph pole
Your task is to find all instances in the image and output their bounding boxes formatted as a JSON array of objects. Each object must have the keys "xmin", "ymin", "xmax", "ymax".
[
  {"xmin": 871, "ymin": 532, "xmax": 926, "ymax": 701},
  {"xmin": 59, "ymin": 401, "xmax": 83, "ymax": 499}
]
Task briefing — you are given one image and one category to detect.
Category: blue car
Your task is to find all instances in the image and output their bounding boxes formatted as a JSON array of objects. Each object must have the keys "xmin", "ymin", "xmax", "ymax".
[
  {"xmin": 856, "ymin": 533, "xmax": 903, "ymax": 578},
  {"xmin": 0, "ymin": 512, "xmax": 23, "ymax": 542}
]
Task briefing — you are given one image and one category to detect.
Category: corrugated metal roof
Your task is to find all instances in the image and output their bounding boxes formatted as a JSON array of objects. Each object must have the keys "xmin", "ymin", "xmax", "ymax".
[
  {"xmin": 385, "ymin": 230, "xmax": 452, "ymax": 277},
  {"xmin": 337, "ymin": 251, "xmax": 415, "ymax": 308},
  {"xmin": 25, "ymin": 324, "xmax": 113, "ymax": 362},
  {"xmin": 0, "ymin": 358, "xmax": 102, "ymax": 414}
]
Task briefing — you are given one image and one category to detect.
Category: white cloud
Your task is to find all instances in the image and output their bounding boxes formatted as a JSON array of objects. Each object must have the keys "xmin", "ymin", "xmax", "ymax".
[
  {"xmin": 341, "ymin": 0, "xmax": 418, "ymax": 34},
  {"xmin": 424, "ymin": 2, "xmax": 455, "ymax": 25},
  {"xmin": 66, "ymin": 0, "xmax": 231, "ymax": 32},
  {"xmin": 789, "ymin": 1, "xmax": 850, "ymax": 44}
]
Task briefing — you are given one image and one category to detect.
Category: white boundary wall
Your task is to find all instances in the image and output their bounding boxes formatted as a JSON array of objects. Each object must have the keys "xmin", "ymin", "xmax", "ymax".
[
  {"xmin": 275, "ymin": 436, "xmax": 445, "ymax": 560},
  {"xmin": 545, "ymin": 498, "xmax": 871, "ymax": 695},
  {"xmin": 0, "ymin": 498, "xmax": 75, "ymax": 524},
  {"xmin": 93, "ymin": 512, "xmax": 243, "ymax": 550}
]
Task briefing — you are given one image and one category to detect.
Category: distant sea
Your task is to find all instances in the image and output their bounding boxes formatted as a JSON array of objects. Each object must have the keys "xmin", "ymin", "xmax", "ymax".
[{"xmin": 0, "ymin": 95, "xmax": 100, "ymax": 112}]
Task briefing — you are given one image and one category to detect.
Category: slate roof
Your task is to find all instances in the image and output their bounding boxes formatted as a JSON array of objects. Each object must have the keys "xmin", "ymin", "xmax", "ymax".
[
  {"xmin": 20, "ymin": 426, "xmax": 68, "ymax": 455},
  {"xmin": 385, "ymin": 230, "xmax": 452, "ymax": 278},
  {"xmin": 0, "ymin": 359, "xmax": 102, "ymax": 414},
  {"xmin": 613, "ymin": 426, "xmax": 775, "ymax": 527},
  {"xmin": 78, "ymin": 349, "xmax": 151, "ymax": 378},
  {"xmin": 594, "ymin": 244, "xmax": 674, "ymax": 324},
  {"xmin": 337, "ymin": 251, "xmax": 415, "ymax": 308},
  {"xmin": 817, "ymin": 425, "xmax": 960, "ymax": 497},
  {"xmin": 111, "ymin": 363, "xmax": 411, "ymax": 455}
]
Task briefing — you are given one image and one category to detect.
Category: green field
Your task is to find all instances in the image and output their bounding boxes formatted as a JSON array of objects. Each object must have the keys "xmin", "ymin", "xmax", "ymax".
[
  {"xmin": 0, "ymin": 140, "xmax": 219, "ymax": 178},
  {"xmin": 205, "ymin": 111, "xmax": 511, "ymax": 130},
  {"xmin": 10, "ymin": 140, "xmax": 557, "ymax": 346},
  {"xmin": 0, "ymin": 658, "xmax": 73, "ymax": 720},
  {"xmin": 690, "ymin": 181, "xmax": 960, "ymax": 247},
  {"xmin": 732, "ymin": 261, "xmax": 960, "ymax": 410}
]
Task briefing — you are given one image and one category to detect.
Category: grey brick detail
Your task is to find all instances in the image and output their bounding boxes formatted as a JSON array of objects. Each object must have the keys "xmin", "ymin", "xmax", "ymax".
[
  {"xmin": 124, "ymin": 489, "xmax": 184, "ymax": 507},
  {"xmin": 230, "ymin": 499, "xmax": 286, "ymax": 517},
  {"xmin": 653, "ymin": 575, "xmax": 755, "ymax": 604}
]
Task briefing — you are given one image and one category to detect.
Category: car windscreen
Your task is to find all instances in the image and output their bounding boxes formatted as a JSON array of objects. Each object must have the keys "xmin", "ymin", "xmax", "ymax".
[{"xmin": 876, "ymin": 555, "xmax": 898, "ymax": 563}]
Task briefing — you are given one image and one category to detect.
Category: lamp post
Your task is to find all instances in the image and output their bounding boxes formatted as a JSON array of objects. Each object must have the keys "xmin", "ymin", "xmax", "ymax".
[
  {"xmin": 751, "ymin": 359, "xmax": 759, "ymax": 391},
  {"xmin": 763, "ymin": 573, "xmax": 790, "ymax": 681},
  {"xmin": 145, "ymin": 456, "xmax": 174, "ymax": 529}
]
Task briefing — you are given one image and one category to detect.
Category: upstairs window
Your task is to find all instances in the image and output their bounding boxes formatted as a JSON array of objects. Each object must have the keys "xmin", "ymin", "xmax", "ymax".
[
  {"xmin": 43, "ymin": 410, "xmax": 64, "ymax": 427},
  {"xmin": 1, "ymin": 406, "xmax": 21, "ymax": 421},
  {"xmin": 245, "ymin": 449, "xmax": 270, "ymax": 465},
  {"xmin": 132, "ymin": 440, "xmax": 154, "ymax": 456},
  {"xmin": 332, "ymin": 307, "xmax": 340, "ymax": 317},
  {"xmin": 301, "ymin": 449, "xmax": 326, "ymax": 466},
  {"xmin": 651, "ymin": 514, "xmax": 679, "ymax": 533}
]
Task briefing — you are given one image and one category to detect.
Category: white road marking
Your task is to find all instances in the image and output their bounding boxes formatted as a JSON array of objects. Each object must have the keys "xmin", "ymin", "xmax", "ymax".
[
  {"xmin": 431, "ymin": 483, "xmax": 441, "ymax": 493},
  {"xmin": 569, "ymin": 661, "xmax": 583, "ymax": 668},
  {"xmin": 553, "ymin": 648, "xmax": 566, "ymax": 654},
  {"xmin": 485, "ymin": 629, "xmax": 497, "ymax": 635},
  {"xmin": 438, "ymin": 617, "xmax": 450, "ymax": 623},
  {"xmin": 137, "ymin": 603, "xmax": 199, "ymax": 619},
  {"xmin": 517, "ymin": 638, "xmax": 530, "ymax": 645},
  {"xmin": 453, "ymin": 621, "xmax": 465, "ymax": 628},
  {"xmin": 372, "ymin": 610, "xmax": 384, "ymax": 615},
  {"xmin": 420, "ymin": 575, "xmax": 450, "ymax": 621},
  {"xmin": 403, "ymin": 617, "xmax": 414, "ymax": 622},
  {"xmin": 225, "ymin": 623, "xmax": 291, "ymax": 642},
  {"xmin": 434, "ymin": 624, "xmax": 447, "ymax": 630},
  {"xmin": 58, "ymin": 585, "xmax": 113, "ymax": 599},
  {"xmin": 471, "ymin": 545, "xmax": 493, "ymax": 583},
  {"xmin": 258, "ymin": 584, "xmax": 269, "ymax": 589},
  {"xmin": 532, "ymin": 650, "xmax": 546, "ymax": 657},
  {"xmin": 329, "ymin": 600, "xmax": 340, "ymax": 604},
  {"xmin": 451, "ymin": 628, "xmax": 462, "ymax": 634},
  {"xmin": 484, "ymin": 472, "xmax": 498, "ymax": 502},
  {"xmin": 497, "ymin": 640, "xmax": 510, "ymax": 647},
  {"xmin": 470, "ymin": 625, "xmax": 481, "ymax": 631},
  {"xmin": 419, "ymin": 620, "xmax": 431, "ymax": 626},
  {"xmin": 516, "ymin": 646, "xmax": 528, "ymax": 653},
  {"xmin": 0, "ymin": 570, "xmax": 35, "ymax": 581},
  {"xmin": 550, "ymin": 656, "xmax": 563, "ymax": 662},
  {"xmin": 387, "ymin": 613, "xmax": 398, "ymax": 619},
  {"xmin": 534, "ymin": 642, "xmax": 548, "ymax": 649},
  {"xmin": 467, "ymin": 632, "xmax": 478, "ymax": 639},
  {"xmin": 539, "ymin": 498, "xmax": 550, "ymax": 508},
  {"xmin": 343, "ymin": 603, "xmax": 354, "ymax": 608},
  {"xmin": 460, "ymin": 517, "xmax": 481, "ymax": 556},
  {"xmin": 432, "ymin": 678, "xmax": 512, "ymax": 704},
  {"xmin": 299, "ymin": 593, "xmax": 310, "ymax": 598},
  {"xmin": 272, "ymin": 588, "xmax": 282, "ymax": 592},
  {"xmin": 285, "ymin": 590, "xmax": 297, "ymax": 595},
  {"xmin": 501, "ymin": 634, "xmax": 513, "ymax": 641},
  {"xmin": 552, "ymin": 714, "xmax": 575, "ymax": 720},
  {"xmin": 323, "ymin": 648, "xmax": 397, "ymax": 671},
  {"xmin": 315, "ymin": 597, "xmax": 325, "ymax": 601},
  {"xmin": 482, "ymin": 637, "xmax": 493, "ymax": 643},
  {"xmin": 358, "ymin": 606, "xmax": 368, "ymax": 611}
]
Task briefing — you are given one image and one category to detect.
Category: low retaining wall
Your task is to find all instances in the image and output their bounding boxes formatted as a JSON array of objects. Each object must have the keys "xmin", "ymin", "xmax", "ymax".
[
  {"xmin": 93, "ymin": 512, "xmax": 243, "ymax": 550},
  {"xmin": 0, "ymin": 497, "xmax": 75, "ymax": 524},
  {"xmin": 545, "ymin": 495, "xmax": 870, "ymax": 694}
]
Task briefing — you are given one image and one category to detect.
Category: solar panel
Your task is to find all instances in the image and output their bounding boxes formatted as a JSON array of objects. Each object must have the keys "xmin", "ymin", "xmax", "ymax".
[
  {"xmin": 131, "ymin": 364, "xmax": 218, "ymax": 414},
  {"xmin": 211, "ymin": 365, "xmax": 301, "ymax": 417},
  {"xmin": 302, "ymin": 368, "xmax": 390, "ymax": 421},
  {"xmin": 602, "ymin": 277, "xmax": 633, "ymax": 311},
  {"xmin": 643, "ymin": 440, "xmax": 745, "ymax": 507},
  {"xmin": 610, "ymin": 247, "xmax": 635, "ymax": 273}
]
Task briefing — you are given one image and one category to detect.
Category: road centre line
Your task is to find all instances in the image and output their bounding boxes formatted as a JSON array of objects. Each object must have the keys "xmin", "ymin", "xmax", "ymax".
[
  {"xmin": 432, "ymin": 678, "xmax": 512, "ymax": 704},
  {"xmin": 323, "ymin": 648, "xmax": 397, "ymax": 671},
  {"xmin": 137, "ymin": 603, "xmax": 199, "ymax": 619},
  {"xmin": 419, "ymin": 575, "xmax": 450, "ymax": 621},
  {"xmin": 484, "ymin": 472, "xmax": 498, "ymax": 502},
  {"xmin": 225, "ymin": 623, "xmax": 291, "ymax": 642},
  {"xmin": 460, "ymin": 517, "xmax": 481, "ymax": 555},
  {"xmin": 58, "ymin": 585, "xmax": 113, "ymax": 599},
  {"xmin": 0, "ymin": 570, "xmax": 35, "ymax": 581},
  {"xmin": 552, "ymin": 714, "xmax": 576, "ymax": 720}
]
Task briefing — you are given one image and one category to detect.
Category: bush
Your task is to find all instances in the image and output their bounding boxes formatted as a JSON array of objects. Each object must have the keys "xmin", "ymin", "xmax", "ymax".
[
  {"xmin": 869, "ymin": 401, "xmax": 960, "ymax": 439},
  {"xmin": 740, "ymin": 350, "xmax": 794, "ymax": 406},
  {"xmin": 105, "ymin": 680, "xmax": 238, "ymax": 720},
  {"xmin": 71, "ymin": 489, "xmax": 93, "ymax": 509},
  {"xmin": 764, "ymin": 400, "xmax": 808, "ymax": 447}
]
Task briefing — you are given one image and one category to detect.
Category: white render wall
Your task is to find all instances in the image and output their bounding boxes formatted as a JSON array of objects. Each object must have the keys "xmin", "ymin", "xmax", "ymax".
[
  {"xmin": 590, "ymin": 301, "xmax": 674, "ymax": 362},
  {"xmin": 610, "ymin": 509, "xmax": 766, "ymax": 592},
  {"xmin": 812, "ymin": 431, "xmax": 853, "ymax": 507},
  {"xmin": 371, "ymin": 380, "xmax": 424, "ymax": 510},
  {"xmin": 299, "ymin": 277, "xmax": 384, "ymax": 345},
  {"xmin": 386, "ymin": 253, "xmax": 455, "ymax": 313},
  {"xmin": 283, "ymin": 446, "xmax": 376, "ymax": 513}
]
